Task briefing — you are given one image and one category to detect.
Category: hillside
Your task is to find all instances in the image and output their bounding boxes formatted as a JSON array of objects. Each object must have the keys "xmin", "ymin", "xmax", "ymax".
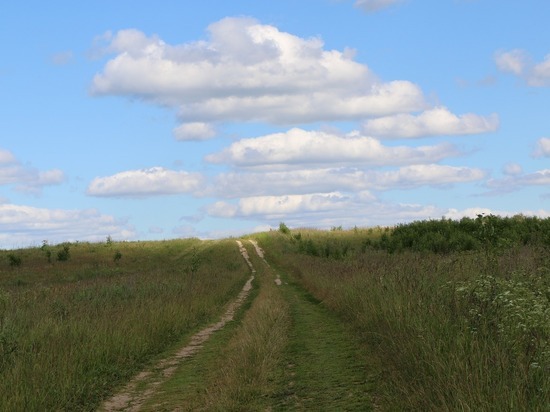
[{"xmin": 1, "ymin": 216, "xmax": 549, "ymax": 410}]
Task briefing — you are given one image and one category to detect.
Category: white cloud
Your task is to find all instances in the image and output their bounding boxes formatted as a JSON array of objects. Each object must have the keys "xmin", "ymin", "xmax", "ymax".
[
  {"xmin": 208, "ymin": 168, "xmax": 372, "ymax": 198},
  {"xmin": 173, "ymin": 122, "xmax": 216, "ymax": 141},
  {"xmin": 87, "ymin": 167, "xmax": 203, "ymax": 197},
  {"xmin": 495, "ymin": 49, "xmax": 550, "ymax": 86},
  {"xmin": 494, "ymin": 49, "xmax": 529, "ymax": 75},
  {"xmin": 444, "ymin": 207, "xmax": 550, "ymax": 220},
  {"xmin": 485, "ymin": 169, "xmax": 550, "ymax": 193},
  {"xmin": 533, "ymin": 137, "xmax": 550, "ymax": 158},
  {"xmin": 0, "ymin": 149, "xmax": 16, "ymax": 164},
  {"xmin": 530, "ymin": 55, "xmax": 550, "ymax": 86},
  {"xmin": 208, "ymin": 192, "xmax": 353, "ymax": 219},
  {"xmin": 502, "ymin": 162, "xmax": 523, "ymax": 176},
  {"xmin": 207, "ymin": 164, "xmax": 485, "ymax": 198},
  {"xmin": 362, "ymin": 106, "xmax": 499, "ymax": 139},
  {"xmin": 0, "ymin": 148, "xmax": 65, "ymax": 193},
  {"xmin": 206, "ymin": 192, "xmax": 443, "ymax": 229},
  {"xmin": 354, "ymin": 0, "xmax": 403, "ymax": 13},
  {"xmin": 91, "ymin": 17, "xmax": 425, "ymax": 132},
  {"xmin": 0, "ymin": 204, "xmax": 135, "ymax": 249},
  {"xmin": 206, "ymin": 128, "xmax": 460, "ymax": 169},
  {"xmin": 366, "ymin": 164, "xmax": 486, "ymax": 189}
]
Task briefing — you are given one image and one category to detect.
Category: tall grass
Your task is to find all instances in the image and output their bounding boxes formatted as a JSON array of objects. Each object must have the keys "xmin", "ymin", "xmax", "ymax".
[
  {"xmin": 141, "ymin": 241, "xmax": 291, "ymax": 411},
  {"xmin": 259, "ymin": 218, "xmax": 550, "ymax": 410},
  {"xmin": 0, "ymin": 239, "xmax": 248, "ymax": 411}
]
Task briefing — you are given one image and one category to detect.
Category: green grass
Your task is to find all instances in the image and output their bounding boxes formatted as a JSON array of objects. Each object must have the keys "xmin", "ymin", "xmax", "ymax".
[
  {"xmin": 1, "ymin": 217, "xmax": 548, "ymax": 410},
  {"xmin": 259, "ymin": 228, "xmax": 550, "ymax": 411},
  {"xmin": 142, "ymin": 240, "xmax": 374, "ymax": 411},
  {"xmin": 140, "ymin": 241, "xmax": 290, "ymax": 411},
  {"xmin": 269, "ymin": 271, "xmax": 374, "ymax": 411},
  {"xmin": 0, "ymin": 239, "xmax": 249, "ymax": 411}
]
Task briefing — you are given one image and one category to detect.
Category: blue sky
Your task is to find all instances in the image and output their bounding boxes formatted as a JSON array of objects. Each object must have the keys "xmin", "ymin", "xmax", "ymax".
[{"xmin": 1, "ymin": 0, "xmax": 549, "ymax": 248}]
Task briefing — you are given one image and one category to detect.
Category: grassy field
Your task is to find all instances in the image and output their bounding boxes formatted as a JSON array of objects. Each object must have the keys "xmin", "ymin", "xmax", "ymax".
[
  {"xmin": 258, "ymin": 217, "xmax": 550, "ymax": 410},
  {"xmin": 0, "ymin": 239, "xmax": 249, "ymax": 411},
  {"xmin": 1, "ymin": 216, "xmax": 549, "ymax": 411}
]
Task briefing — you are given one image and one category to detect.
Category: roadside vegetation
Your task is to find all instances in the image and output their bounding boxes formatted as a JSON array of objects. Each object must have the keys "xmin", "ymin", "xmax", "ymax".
[
  {"xmin": 260, "ymin": 215, "xmax": 550, "ymax": 410},
  {"xmin": 0, "ymin": 238, "xmax": 249, "ymax": 411}
]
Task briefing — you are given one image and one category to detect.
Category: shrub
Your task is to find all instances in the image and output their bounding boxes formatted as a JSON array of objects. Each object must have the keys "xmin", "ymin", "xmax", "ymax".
[
  {"xmin": 113, "ymin": 251, "xmax": 122, "ymax": 262},
  {"xmin": 57, "ymin": 244, "xmax": 71, "ymax": 262},
  {"xmin": 7, "ymin": 254, "xmax": 22, "ymax": 267},
  {"xmin": 278, "ymin": 222, "xmax": 290, "ymax": 235}
]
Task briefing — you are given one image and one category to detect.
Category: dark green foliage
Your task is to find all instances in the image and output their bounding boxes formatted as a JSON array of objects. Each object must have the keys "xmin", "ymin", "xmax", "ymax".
[
  {"xmin": 41, "ymin": 241, "xmax": 52, "ymax": 263},
  {"xmin": 113, "ymin": 251, "xmax": 122, "ymax": 262},
  {"xmin": 278, "ymin": 222, "xmax": 290, "ymax": 235},
  {"xmin": 57, "ymin": 244, "xmax": 71, "ymax": 261},
  {"xmin": 7, "ymin": 254, "xmax": 21, "ymax": 268},
  {"xmin": 377, "ymin": 215, "xmax": 550, "ymax": 254}
]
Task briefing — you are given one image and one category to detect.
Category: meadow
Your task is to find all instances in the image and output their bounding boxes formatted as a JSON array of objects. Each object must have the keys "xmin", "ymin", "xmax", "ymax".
[
  {"xmin": 0, "ymin": 239, "xmax": 249, "ymax": 411},
  {"xmin": 1, "ymin": 215, "xmax": 549, "ymax": 411},
  {"xmin": 259, "ymin": 215, "xmax": 550, "ymax": 410}
]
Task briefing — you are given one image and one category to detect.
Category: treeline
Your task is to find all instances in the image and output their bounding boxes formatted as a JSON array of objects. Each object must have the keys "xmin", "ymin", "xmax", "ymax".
[
  {"xmin": 377, "ymin": 214, "xmax": 550, "ymax": 254},
  {"xmin": 286, "ymin": 214, "xmax": 550, "ymax": 258}
]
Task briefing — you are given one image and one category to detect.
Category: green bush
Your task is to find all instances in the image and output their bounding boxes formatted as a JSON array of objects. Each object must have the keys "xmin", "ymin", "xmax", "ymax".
[
  {"xmin": 57, "ymin": 244, "xmax": 71, "ymax": 261},
  {"xmin": 278, "ymin": 222, "xmax": 290, "ymax": 235},
  {"xmin": 376, "ymin": 215, "xmax": 550, "ymax": 254},
  {"xmin": 7, "ymin": 254, "xmax": 22, "ymax": 267}
]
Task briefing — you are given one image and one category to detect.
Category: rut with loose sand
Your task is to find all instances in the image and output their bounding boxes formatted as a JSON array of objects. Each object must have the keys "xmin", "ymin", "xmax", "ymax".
[{"xmin": 98, "ymin": 240, "xmax": 255, "ymax": 412}]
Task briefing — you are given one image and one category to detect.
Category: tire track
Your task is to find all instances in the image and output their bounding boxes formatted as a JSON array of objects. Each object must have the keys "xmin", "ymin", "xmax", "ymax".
[
  {"xmin": 98, "ymin": 241, "xmax": 255, "ymax": 412},
  {"xmin": 249, "ymin": 239, "xmax": 282, "ymax": 286}
]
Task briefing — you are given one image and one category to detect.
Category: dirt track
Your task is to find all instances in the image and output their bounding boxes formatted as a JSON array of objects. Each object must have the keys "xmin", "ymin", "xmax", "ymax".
[{"xmin": 98, "ymin": 240, "xmax": 255, "ymax": 412}]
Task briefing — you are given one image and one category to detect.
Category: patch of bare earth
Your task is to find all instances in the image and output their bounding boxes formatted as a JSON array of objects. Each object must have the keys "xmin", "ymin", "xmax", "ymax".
[
  {"xmin": 98, "ymin": 241, "xmax": 255, "ymax": 412},
  {"xmin": 249, "ymin": 239, "xmax": 281, "ymax": 285}
]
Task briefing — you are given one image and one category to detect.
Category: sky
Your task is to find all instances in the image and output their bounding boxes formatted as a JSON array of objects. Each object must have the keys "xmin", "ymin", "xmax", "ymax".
[{"xmin": 1, "ymin": 0, "xmax": 549, "ymax": 248}]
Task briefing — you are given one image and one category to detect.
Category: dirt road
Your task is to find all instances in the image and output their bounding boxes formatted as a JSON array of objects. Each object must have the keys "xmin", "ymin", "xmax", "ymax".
[{"xmin": 98, "ymin": 241, "xmax": 255, "ymax": 412}]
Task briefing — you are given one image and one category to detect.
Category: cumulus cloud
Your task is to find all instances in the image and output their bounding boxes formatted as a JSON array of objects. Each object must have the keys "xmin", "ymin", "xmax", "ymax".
[
  {"xmin": 494, "ymin": 49, "xmax": 529, "ymax": 75},
  {"xmin": 91, "ymin": 17, "xmax": 425, "ymax": 132},
  {"xmin": 87, "ymin": 167, "xmax": 203, "ymax": 197},
  {"xmin": 495, "ymin": 49, "xmax": 550, "ymax": 86},
  {"xmin": 173, "ymin": 122, "xmax": 216, "ymax": 141},
  {"xmin": 366, "ymin": 164, "xmax": 486, "ymax": 189},
  {"xmin": 0, "ymin": 204, "xmax": 135, "ymax": 249},
  {"xmin": 362, "ymin": 106, "xmax": 499, "ymax": 139},
  {"xmin": 207, "ymin": 192, "xmax": 354, "ymax": 219},
  {"xmin": 485, "ymin": 169, "xmax": 550, "ymax": 194},
  {"xmin": 206, "ymin": 128, "xmax": 460, "ymax": 169},
  {"xmin": 0, "ymin": 148, "xmax": 65, "ymax": 194},
  {"xmin": 354, "ymin": 0, "xmax": 404, "ymax": 13},
  {"xmin": 207, "ymin": 168, "xmax": 372, "ymax": 198},
  {"xmin": 206, "ymin": 192, "xmax": 442, "ymax": 229},
  {"xmin": 207, "ymin": 164, "xmax": 485, "ymax": 198},
  {"xmin": 533, "ymin": 137, "xmax": 550, "ymax": 157},
  {"xmin": 503, "ymin": 162, "xmax": 523, "ymax": 176}
]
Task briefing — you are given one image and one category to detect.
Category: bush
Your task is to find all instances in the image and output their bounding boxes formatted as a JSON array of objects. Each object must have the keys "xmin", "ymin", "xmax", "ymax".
[
  {"xmin": 7, "ymin": 254, "xmax": 22, "ymax": 267},
  {"xmin": 278, "ymin": 222, "xmax": 290, "ymax": 235},
  {"xmin": 57, "ymin": 244, "xmax": 71, "ymax": 262},
  {"xmin": 376, "ymin": 215, "xmax": 550, "ymax": 254}
]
